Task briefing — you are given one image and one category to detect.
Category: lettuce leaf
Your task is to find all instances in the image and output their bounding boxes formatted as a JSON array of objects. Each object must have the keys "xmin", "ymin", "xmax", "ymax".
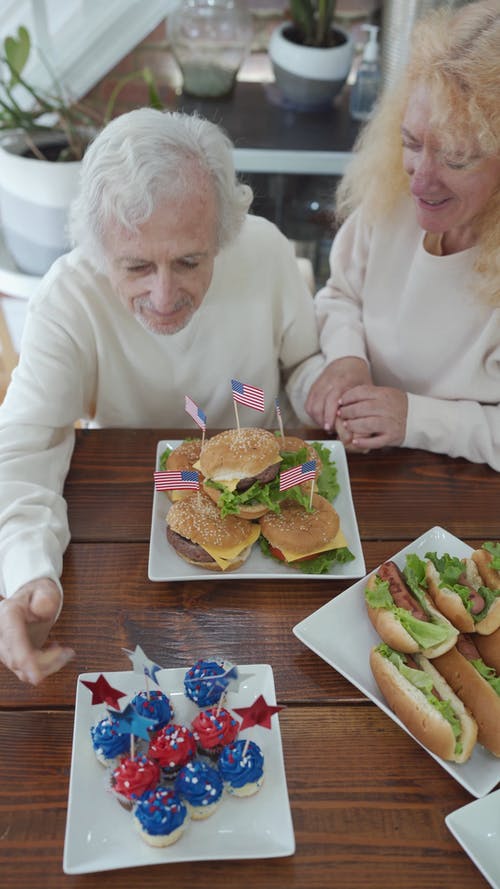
[
  {"xmin": 159, "ymin": 446, "xmax": 172, "ymax": 470},
  {"xmin": 259, "ymin": 536, "xmax": 354, "ymax": 575},
  {"xmin": 425, "ymin": 551, "xmax": 474, "ymax": 613},
  {"xmin": 482, "ymin": 541, "xmax": 500, "ymax": 571},
  {"xmin": 471, "ymin": 658, "xmax": 500, "ymax": 696},
  {"xmin": 310, "ymin": 441, "xmax": 340, "ymax": 500}
]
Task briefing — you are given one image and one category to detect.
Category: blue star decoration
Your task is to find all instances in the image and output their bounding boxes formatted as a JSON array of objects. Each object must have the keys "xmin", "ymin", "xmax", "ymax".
[
  {"xmin": 107, "ymin": 703, "xmax": 157, "ymax": 740},
  {"xmin": 122, "ymin": 644, "xmax": 163, "ymax": 685}
]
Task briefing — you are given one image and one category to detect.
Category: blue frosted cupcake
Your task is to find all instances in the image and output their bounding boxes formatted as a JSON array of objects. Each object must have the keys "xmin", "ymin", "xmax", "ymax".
[
  {"xmin": 174, "ymin": 759, "xmax": 223, "ymax": 820},
  {"xmin": 133, "ymin": 787, "xmax": 188, "ymax": 847},
  {"xmin": 184, "ymin": 658, "xmax": 229, "ymax": 708},
  {"xmin": 90, "ymin": 714, "xmax": 130, "ymax": 768},
  {"xmin": 218, "ymin": 740, "xmax": 264, "ymax": 797},
  {"xmin": 130, "ymin": 689, "xmax": 173, "ymax": 732}
]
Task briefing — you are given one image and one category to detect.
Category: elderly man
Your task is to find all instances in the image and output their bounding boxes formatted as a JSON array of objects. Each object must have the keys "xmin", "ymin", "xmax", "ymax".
[{"xmin": 0, "ymin": 108, "xmax": 323, "ymax": 684}]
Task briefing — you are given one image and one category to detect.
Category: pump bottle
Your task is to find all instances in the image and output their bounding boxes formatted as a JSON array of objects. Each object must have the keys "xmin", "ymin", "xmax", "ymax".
[{"xmin": 349, "ymin": 24, "xmax": 381, "ymax": 122}]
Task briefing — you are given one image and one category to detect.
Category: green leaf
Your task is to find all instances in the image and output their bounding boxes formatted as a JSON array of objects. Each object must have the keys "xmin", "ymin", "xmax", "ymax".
[
  {"xmin": 4, "ymin": 25, "xmax": 30, "ymax": 83},
  {"xmin": 482, "ymin": 541, "xmax": 500, "ymax": 571},
  {"xmin": 311, "ymin": 441, "xmax": 339, "ymax": 500},
  {"xmin": 471, "ymin": 658, "xmax": 500, "ymax": 696}
]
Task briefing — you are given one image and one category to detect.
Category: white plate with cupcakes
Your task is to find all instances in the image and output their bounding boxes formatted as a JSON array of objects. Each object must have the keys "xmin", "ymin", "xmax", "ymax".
[{"xmin": 63, "ymin": 662, "xmax": 294, "ymax": 874}]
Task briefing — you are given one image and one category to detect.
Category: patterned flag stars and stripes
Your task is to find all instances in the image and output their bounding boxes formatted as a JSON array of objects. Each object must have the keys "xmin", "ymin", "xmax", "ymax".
[
  {"xmin": 279, "ymin": 459, "xmax": 317, "ymax": 492},
  {"xmin": 154, "ymin": 470, "xmax": 200, "ymax": 491},
  {"xmin": 185, "ymin": 395, "xmax": 207, "ymax": 430},
  {"xmin": 231, "ymin": 378, "xmax": 265, "ymax": 412}
]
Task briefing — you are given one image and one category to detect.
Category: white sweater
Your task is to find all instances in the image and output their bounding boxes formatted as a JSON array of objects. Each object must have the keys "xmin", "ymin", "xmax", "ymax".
[
  {"xmin": 315, "ymin": 199, "xmax": 500, "ymax": 470},
  {"xmin": 0, "ymin": 215, "xmax": 324, "ymax": 597}
]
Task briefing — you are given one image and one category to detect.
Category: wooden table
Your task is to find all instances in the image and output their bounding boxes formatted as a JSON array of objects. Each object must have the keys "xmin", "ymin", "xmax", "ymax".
[{"xmin": 1, "ymin": 428, "xmax": 499, "ymax": 889}]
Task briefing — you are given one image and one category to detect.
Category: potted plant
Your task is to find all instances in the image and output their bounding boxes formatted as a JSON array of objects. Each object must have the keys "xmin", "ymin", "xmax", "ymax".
[
  {"xmin": 268, "ymin": 1, "xmax": 353, "ymax": 111},
  {"xmin": 0, "ymin": 26, "xmax": 162, "ymax": 277}
]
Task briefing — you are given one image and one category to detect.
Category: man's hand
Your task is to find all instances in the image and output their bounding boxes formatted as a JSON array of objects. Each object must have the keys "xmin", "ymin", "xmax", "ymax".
[
  {"xmin": 0, "ymin": 579, "xmax": 75, "ymax": 684},
  {"xmin": 337, "ymin": 384, "xmax": 408, "ymax": 449},
  {"xmin": 306, "ymin": 357, "xmax": 372, "ymax": 433}
]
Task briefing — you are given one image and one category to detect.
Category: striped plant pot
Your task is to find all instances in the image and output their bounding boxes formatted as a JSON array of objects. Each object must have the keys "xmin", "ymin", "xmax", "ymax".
[{"xmin": 0, "ymin": 131, "xmax": 83, "ymax": 277}]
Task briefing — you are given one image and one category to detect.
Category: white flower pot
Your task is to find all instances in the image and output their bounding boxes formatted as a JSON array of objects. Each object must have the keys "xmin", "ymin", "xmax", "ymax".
[
  {"xmin": 269, "ymin": 23, "xmax": 354, "ymax": 111},
  {"xmin": 0, "ymin": 131, "xmax": 82, "ymax": 276}
]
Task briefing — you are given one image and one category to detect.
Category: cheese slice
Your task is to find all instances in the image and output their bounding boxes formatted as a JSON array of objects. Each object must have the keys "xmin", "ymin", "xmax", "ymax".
[
  {"xmin": 192, "ymin": 460, "xmax": 241, "ymax": 492},
  {"xmin": 278, "ymin": 526, "xmax": 348, "ymax": 563},
  {"xmin": 200, "ymin": 523, "xmax": 261, "ymax": 570}
]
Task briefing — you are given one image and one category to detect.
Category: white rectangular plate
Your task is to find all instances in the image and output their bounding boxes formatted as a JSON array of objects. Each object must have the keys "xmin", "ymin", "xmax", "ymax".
[
  {"xmin": 63, "ymin": 664, "xmax": 294, "ymax": 874},
  {"xmin": 293, "ymin": 526, "xmax": 500, "ymax": 798},
  {"xmin": 446, "ymin": 789, "xmax": 500, "ymax": 889},
  {"xmin": 148, "ymin": 439, "xmax": 365, "ymax": 581}
]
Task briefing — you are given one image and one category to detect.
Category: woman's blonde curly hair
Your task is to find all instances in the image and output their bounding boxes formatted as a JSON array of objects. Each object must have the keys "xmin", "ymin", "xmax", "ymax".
[{"xmin": 336, "ymin": 0, "xmax": 500, "ymax": 303}]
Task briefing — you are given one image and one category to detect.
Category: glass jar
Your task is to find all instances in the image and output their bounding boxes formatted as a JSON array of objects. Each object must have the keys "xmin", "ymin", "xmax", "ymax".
[{"xmin": 167, "ymin": 0, "xmax": 253, "ymax": 98}]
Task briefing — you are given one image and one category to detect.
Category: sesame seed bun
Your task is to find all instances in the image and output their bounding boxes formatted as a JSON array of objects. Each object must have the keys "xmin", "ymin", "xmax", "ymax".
[
  {"xmin": 199, "ymin": 428, "xmax": 282, "ymax": 520},
  {"xmin": 166, "ymin": 439, "xmax": 203, "ymax": 502},
  {"xmin": 259, "ymin": 493, "xmax": 339, "ymax": 558},
  {"xmin": 166, "ymin": 491, "xmax": 260, "ymax": 572}
]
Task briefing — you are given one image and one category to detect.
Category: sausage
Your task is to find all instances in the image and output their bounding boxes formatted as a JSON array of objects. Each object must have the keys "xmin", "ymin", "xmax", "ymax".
[{"xmin": 378, "ymin": 561, "xmax": 428, "ymax": 621}]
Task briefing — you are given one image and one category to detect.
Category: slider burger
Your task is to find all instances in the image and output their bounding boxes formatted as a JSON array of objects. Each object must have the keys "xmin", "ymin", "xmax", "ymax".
[
  {"xmin": 433, "ymin": 633, "xmax": 500, "ymax": 757},
  {"xmin": 197, "ymin": 428, "xmax": 282, "ymax": 519},
  {"xmin": 425, "ymin": 550, "xmax": 500, "ymax": 634},
  {"xmin": 278, "ymin": 435, "xmax": 320, "ymax": 480},
  {"xmin": 166, "ymin": 491, "xmax": 260, "ymax": 572},
  {"xmin": 164, "ymin": 439, "xmax": 203, "ymax": 502},
  {"xmin": 258, "ymin": 493, "xmax": 352, "ymax": 574},
  {"xmin": 364, "ymin": 556, "xmax": 458, "ymax": 658},
  {"xmin": 370, "ymin": 644, "xmax": 477, "ymax": 763}
]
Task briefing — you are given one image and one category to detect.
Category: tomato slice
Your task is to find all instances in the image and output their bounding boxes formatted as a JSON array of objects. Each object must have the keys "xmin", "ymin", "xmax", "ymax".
[{"xmin": 269, "ymin": 546, "xmax": 286, "ymax": 561}]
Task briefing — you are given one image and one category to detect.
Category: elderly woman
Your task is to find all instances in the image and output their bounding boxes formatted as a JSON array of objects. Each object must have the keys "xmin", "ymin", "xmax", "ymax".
[{"xmin": 306, "ymin": 0, "xmax": 500, "ymax": 470}]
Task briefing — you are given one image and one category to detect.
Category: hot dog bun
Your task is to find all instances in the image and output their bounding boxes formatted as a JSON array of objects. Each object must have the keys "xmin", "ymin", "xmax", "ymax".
[
  {"xmin": 165, "ymin": 439, "xmax": 203, "ymax": 503},
  {"xmin": 370, "ymin": 645, "xmax": 477, "ymax": 763},
  {"xmin": 474, "ymin": 627, "xmax": 500, "ymax": 673},
  {"xmin": 472, "ymin": 543, "xmax": 500, "ymax": 591},
  {"xmin": 433, "ymin": 636, "xmax": 500, "ymax": 757},
  {"xmin": 426, "ymin": 555, "xmax": 500, "ymax": 635},
  {"xmin": 364, "ymin": 561, "xmax": 458, "ymax": 658}
]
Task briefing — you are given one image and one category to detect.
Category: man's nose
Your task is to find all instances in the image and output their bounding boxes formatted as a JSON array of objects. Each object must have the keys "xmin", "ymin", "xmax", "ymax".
[{"xmin": 149, "ymin": 269, "xmax": 174, "ymax": 311}]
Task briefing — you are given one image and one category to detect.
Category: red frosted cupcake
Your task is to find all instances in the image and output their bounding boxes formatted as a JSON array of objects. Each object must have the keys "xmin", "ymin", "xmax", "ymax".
[
  {"xmin": 191, "ymin": 706, "xmax": 239, "ymax": 759},
  {"xmin": 148, "ymin": 724, "xmax": 196, "ymax": 779},
  {"xmin": 109, "ymin": 754, "xmax": 161, "ymax": 810}
]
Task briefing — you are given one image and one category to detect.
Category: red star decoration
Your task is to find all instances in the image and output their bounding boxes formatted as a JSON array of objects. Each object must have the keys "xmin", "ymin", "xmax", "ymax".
[
  {"xmin": 233, "ymin": 694, "xmax": 284, "ymax": 730},
  {"xmin": 81, "ymin": 674, "xmax": 126, "ymax": 709}
]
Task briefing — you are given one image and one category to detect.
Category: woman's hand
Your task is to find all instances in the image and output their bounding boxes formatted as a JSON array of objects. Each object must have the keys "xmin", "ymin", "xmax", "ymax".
[
  {"xmin": 0, "ymin": 578, "xmax": 74, "ymax": 684},
  {"xmin": 337, "ymin": 384, "xmax": 408, "ymax": 449},
  {"xmin": 306, "ymin": 357, "xmax": 372, "ymax": 432}
]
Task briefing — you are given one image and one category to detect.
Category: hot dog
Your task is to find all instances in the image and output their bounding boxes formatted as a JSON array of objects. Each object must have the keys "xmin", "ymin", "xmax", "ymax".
[
  {"xmin": 433, "ymin": 634, "xmax": 500, "ymax": 757},
  {"xmin": 425, "ymin": 550, "xmax": 500, "ymax": 635},
  {"xmin": 472, "ymin": 541, "xmax": 500, "ymax": 592},
  {"xmin": 370, "ymin": 644, "xmax": 477, "ymax": 763},
  {"xmin": 364, "ymin": 555, "xmax": 458, "ymax": 658},
  {"xmin": 474, "ymin": 627, "xmax": 500, "ymax": 673}
]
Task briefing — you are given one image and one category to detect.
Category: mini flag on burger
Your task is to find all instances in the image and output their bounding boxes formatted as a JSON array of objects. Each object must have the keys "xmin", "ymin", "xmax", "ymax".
[
  {"xmin": 279, "ymin": 459, "xmax": 316, "ymax": 492},
  {"xmin": 154, "ymin": 469, "xmax": 199, "ymax": 491},
  {"xmin": 275, "ymin": 397, "xmax": 285, "ymax": 442},
  {"xmin": 231, "ymin": 379, "xmax": 265, "ymax": 412},
  {"xmin": 185, "ymin": 395, "xmax": 207, "ymax": 431}
]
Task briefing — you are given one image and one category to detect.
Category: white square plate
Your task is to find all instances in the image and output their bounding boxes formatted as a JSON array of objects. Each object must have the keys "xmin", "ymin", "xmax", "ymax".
[
  {"xmin": 63, "ymin": 664, "xmax": 294, "ymax": 874},
  {"xmin": 293, "ymin": 526, "xmax": 500, "ymax": 798},
  {"xmin": 446, "ymin": 789, "xmax": 500, "ymax": 888},
  {"xmin": 148, "ymin": 439, "xmax": 365, "ymax": 581}
]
